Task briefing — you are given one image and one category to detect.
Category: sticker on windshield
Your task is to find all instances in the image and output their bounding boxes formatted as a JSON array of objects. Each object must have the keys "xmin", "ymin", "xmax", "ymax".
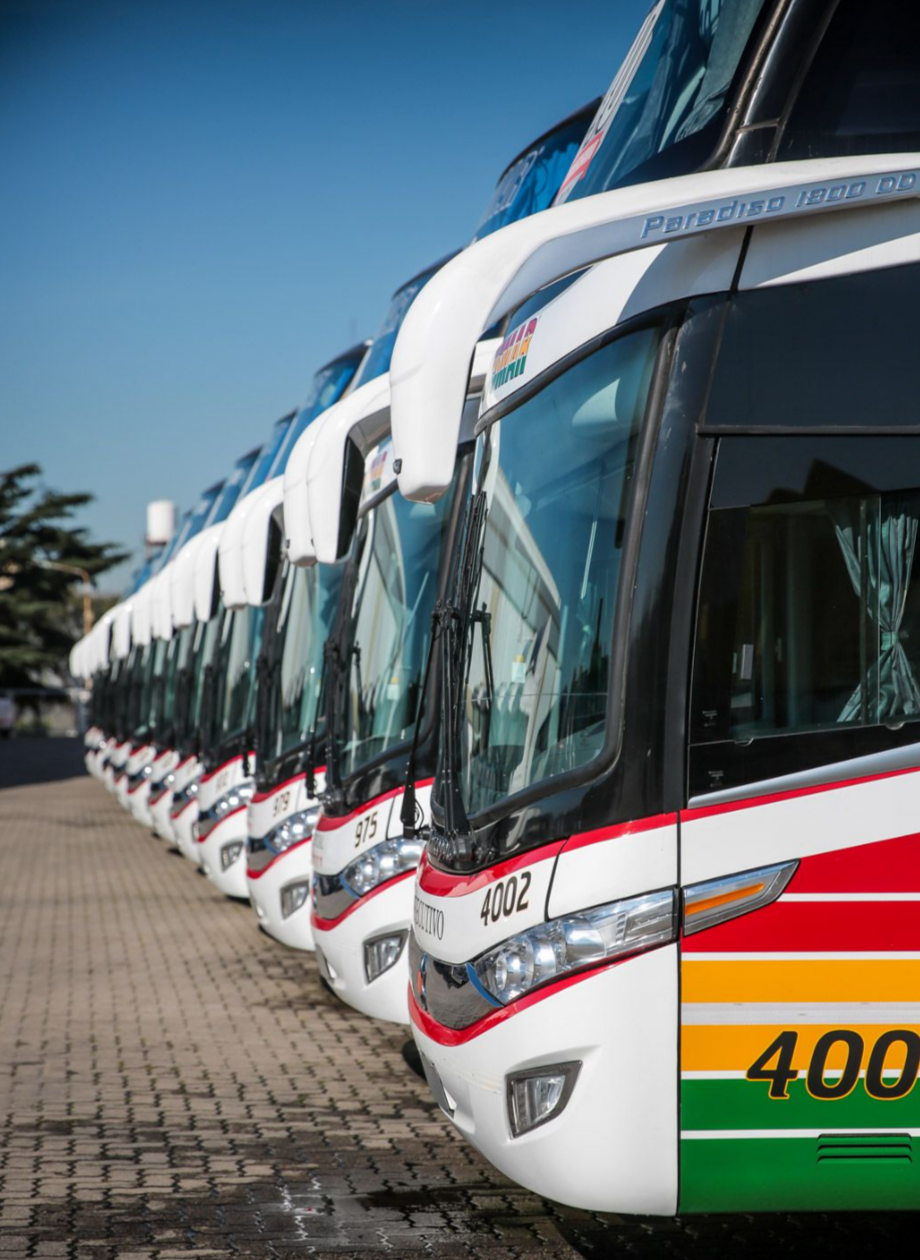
[
  {"xmin": 491, "ymin": 316, "xmax": 539, "ymax": 392},
  {"xmin": 360, "ymin": 438, "xmax": 397, "ymax": 508},
  {"xmin": 555, "ymin": 0, "xmax": 665, "ymax": 204}
]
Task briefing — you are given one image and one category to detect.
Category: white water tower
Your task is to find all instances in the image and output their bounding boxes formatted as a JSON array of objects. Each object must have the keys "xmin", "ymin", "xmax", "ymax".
[{"xmin": 146, "ymin": 500, "xmax": 176, "ymax": 553}]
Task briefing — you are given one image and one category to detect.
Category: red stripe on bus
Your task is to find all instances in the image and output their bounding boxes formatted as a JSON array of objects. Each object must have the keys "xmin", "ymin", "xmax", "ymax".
[
  {"xmin": 315, "ymin": 779, "xmax": 434, "ymax": 831},
  {"xmin": 310, "ymin": 869, "xmax": 415, "ymax": 929},
  {"xmin": 790, "ymin": 831, "xmax": 920, "ymax": 893},
  {"xmin": 684, "ymin": 762, "xmax": 920, "ymax": 823},
  {"xmin": 681, "ymin": 899, "xmax": 919, "ymax": 953},
  {"xmin": 417, "ymin": 842, "xmax": 565, "ymax": 899},
  {"xmin": 250, "ymin": 769, "xmax": 319, "ymax": 805},
  {"xmin": 408, "ymin": 960, "xmax": 623, "ymax": 1047},
  {"xmin": 563, "ymin": 812, "xmax": 676, "ymax": 852},
  {"xmin": 199, "ymin": 754, "xmax": 245, "ymax": 784},
  {"xmin": 196, "ymin": 803, "xmax": 247, "ymax": 842},
  {"xmin": 246, "ymin": 834, "xmax": 312, "ymax": 880}
]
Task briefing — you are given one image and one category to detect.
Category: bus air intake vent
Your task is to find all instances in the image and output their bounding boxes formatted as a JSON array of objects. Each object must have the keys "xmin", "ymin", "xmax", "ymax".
[{"xmin": 816, "ymin": 1134, "xmax": 913, "ymax": 1165}]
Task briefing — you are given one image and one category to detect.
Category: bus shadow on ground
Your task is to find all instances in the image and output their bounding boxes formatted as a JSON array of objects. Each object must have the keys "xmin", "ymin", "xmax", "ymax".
[{"xmin": 0, "ymin": 736, "xmax": 87, "ymax": 791}]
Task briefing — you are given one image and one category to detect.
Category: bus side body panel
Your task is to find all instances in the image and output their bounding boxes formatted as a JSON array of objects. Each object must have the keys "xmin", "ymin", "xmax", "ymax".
[{"xmin": 678, "ymin": 773, "xmax": 920, "ymax": 1212}]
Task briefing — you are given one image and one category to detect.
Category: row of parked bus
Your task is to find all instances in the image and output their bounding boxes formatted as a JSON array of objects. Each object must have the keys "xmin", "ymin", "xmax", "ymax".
[{"xmin": 70, "ymin": 0, "xmax": 920, "ymax": 1217}]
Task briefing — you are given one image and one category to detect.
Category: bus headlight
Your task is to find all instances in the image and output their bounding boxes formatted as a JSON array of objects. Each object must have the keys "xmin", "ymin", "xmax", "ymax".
[
  {"xmin": 472, "ymin": 889, "xmax": 677, "ymax": 1006},
  {"xmin": 264, "ymin": 805, "xmax": 320, "ymax": 855},
  {"xmin": 507, "ymin": 1061, "xmax": 581, "ymax": 1137},
  {"xmin": 149, "ymin": 769, "xmax": 176, "ymax": 805},
  {"xmin": 170, "ymin": 777, "xmax": 200, "ymax": 819},
  {"xmin": 198, "ymin": 781, "xmax": 254, "ymax": 840},
  {"xmin": 342, "ymin": 835, "xmax": 425, "ymax": 898}
]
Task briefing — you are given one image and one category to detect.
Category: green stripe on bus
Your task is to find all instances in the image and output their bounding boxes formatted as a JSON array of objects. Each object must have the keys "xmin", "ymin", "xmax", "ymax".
[
  {"xmin": 682, "ymin": 1077, "xmax": 920, "ymax": 1131},
  {"xmin": 680, "ymin": 1136, "xmax": 919, "ymax": 1213}
]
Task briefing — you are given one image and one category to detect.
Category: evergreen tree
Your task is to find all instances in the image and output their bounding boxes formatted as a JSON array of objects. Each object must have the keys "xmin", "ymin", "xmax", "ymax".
[{"xmin": 0, "ymin": 464, "xmax": 128, "ymax": 690}]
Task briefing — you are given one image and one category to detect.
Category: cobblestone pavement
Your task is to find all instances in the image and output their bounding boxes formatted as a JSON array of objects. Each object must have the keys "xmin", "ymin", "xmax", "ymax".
[{"xmin": 0, "ymin": 744, "xmax": 914, "ymax": 1258}]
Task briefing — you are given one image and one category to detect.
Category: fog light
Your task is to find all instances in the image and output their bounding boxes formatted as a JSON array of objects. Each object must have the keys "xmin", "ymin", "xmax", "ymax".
[
  {"xmin": 281, "ymin": 881, "xmax": 310, "ymax": 919},
  {"xmin": 221, "ymin": 840, "xmax": 244, "ymax": 871},
  {"xmin": 364, "ymin": 930, "xmax": 408, "ymax": 983},
  {"xmin": 507, "ymin": 1061, "xmax": 581, "ymax": 1138}
]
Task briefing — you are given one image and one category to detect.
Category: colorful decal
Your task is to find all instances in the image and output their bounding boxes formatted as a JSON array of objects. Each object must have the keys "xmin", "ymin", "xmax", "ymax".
[
  {"xmin": 680, "ymin": 829, "xmax": 920, "ymax": 1212},
  {"xmin": 360, "ymin": 438, "xmax": 396, "ymax": 509},
  {"xmin": 554, "ymin": 0, "xmax": 665, "ymax": 204},
  {"xmin": 491, "ymin": 317, "xmax": 539, "ymax": 392}
]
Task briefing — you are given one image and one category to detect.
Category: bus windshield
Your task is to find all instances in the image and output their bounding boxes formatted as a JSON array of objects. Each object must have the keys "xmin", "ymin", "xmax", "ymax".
[
  {"xmin": 248, "ymin": 416, "xmax": 294, "ymax": 492},
  {"xmin": 334, "ymin": 465, "xmax": 454, "ymax": 782},
  {"xmin": 262, "ymin": 561, "xmax": 344, "ymax": 768},
  {"xmin": 556, "ymin": 0, "xmax": 768, "ymax": 202},
  {"xmin": 271, "ymin": 353, "xmax": 364, "ymax": 477},
  {"xmin": 454, "ymin": 327, "xmax": 661, "ymax": 819},
  {"xmin": 472, "ymin": 107, "xmax": 594, "ymax": 241},
  {"xmin": 145, "ymin": 639, "xmax": 169, "ymax": 738},
  {"xmin": 180, "ymin": 481, "xmax": 225, "ymax": 554},
  {"xmin": 213, "ymin": 606, "xmax": 264, "ymax": 751},
  {"xmin": 185, "ymin": 616, "xmax": 220, "ymax": 753},
  {"xmin": 352, "ymin": 261, "xmax": 449, "ymax": 388},
  {"xmin": 128, "ymin": 644, "xmax": 155, "ymax": 739},
  {"xmin": 210, "ymin": 449, "xmax": 260, "ymax": 526}
]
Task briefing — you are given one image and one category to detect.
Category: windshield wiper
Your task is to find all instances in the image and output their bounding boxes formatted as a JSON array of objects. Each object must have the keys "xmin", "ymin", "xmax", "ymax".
[
  {"xmin": 471, "ymin": 602, "xmax": 494, "ymax": 751},
  {"xmin": 401, "ymin": 492, "xmax": 488, "ymax": 852},
  {"xmin": 320, "ymin": 638, "xmax": 347, "ymax": 807},
  {"xmin": 303, "ymin": 642, "xmax": 330, "ymax": 800},
  {"xmin": 399, "ymin": 600, "xmax": 443, "ymax": 839},
  {"xmin": 196, "ymin": 661, "xmax": 217, "ymax": 761}
]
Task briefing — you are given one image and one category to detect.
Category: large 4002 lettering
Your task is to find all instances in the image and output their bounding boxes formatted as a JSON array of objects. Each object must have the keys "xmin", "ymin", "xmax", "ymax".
[{"xmin": 746, "ymin": 1029, "xmax": 920, "ymax": 1101}]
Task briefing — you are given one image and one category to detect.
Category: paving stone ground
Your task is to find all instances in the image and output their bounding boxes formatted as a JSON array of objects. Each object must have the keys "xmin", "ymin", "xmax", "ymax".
[{"xmin": 0, "ymin": 740, "xmax": 913, "ymax": 1258}]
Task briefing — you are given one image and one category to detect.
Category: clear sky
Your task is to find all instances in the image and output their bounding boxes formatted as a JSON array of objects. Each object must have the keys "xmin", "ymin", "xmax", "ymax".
[{"xmin": 1, "ymin": 0, "xmax": 649, "ymax": 590}]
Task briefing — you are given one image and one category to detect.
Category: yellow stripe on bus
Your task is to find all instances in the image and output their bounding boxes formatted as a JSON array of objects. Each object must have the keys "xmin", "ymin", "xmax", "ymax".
[
  {"xmin": 682, "ymin": 1024, "xmax": 920, "ymax": 1072},
  {"xmin": 682, "ymin": 959, "xmax": 920, "ymax": 1004}
]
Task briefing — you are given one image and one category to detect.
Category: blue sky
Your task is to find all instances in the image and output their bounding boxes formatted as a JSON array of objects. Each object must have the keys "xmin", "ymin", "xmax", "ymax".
[{"xmin": 1, "ymin": 0, "xmax": 649, "ymax": 590}]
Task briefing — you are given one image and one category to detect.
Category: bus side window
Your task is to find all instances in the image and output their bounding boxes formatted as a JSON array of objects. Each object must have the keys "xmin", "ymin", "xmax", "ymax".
[
  {"xmin": 776, "ymin": 0, "xmax": 920, "ymax": 161},
  {"xmin": 689, "ymin": 443, "xmax": 920, "ymax": 796}
]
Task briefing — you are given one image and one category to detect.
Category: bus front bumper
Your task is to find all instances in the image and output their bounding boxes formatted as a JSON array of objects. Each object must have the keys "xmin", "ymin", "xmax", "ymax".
[
  {"xmin": 199, "ymin": 806, "xmax": 250, "ymax": 898},
  {"xmin": 247, "ymin": 839, "xmax": 316, "ymax": 950},
  {"xmin": 171, "ymin": 798, "xmax": 200, "ymax": 863},
  {"xmin": 409, "ymin": 945, "xmax": 678, "ymax": 1215},
  {"xmin": 312, "ymin": 871, "xmax": 416, "ymax": 1025}
]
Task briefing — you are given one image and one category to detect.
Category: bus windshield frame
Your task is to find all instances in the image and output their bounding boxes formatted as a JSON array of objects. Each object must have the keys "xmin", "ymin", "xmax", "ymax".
[
  {"xmin": 207, "ymin": 605, "xmax": 264, "ymax": 762},
  {"xmin": 430, "ymin": 314, "xmax": 673, "ymax": 868},
  {"xmin": 325, "ymin": 460, "xmax": 461, "ymax": 796},
  {"xmin": 257, "ymin": 559, "xmax": 345, "ymax": 776}
]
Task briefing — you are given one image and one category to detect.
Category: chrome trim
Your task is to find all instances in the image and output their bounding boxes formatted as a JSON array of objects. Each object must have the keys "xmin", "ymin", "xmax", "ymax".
[{"xmin": 688, "ymin": 741, "xmax": 920, "ymax": 810}]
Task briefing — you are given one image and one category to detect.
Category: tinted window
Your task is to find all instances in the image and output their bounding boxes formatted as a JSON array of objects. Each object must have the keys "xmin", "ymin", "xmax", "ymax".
[
  {"xmin": 556, "ymin": 0, "xmax": 768, "ymax": 202},
  {"xmin": 472, "ymin": 110, "xmax": 592, "ymax": 241},
  {"xmin": 704, "ymin": 264, "xmax": 920, "ymax": 434},
  {"xmin": 778, "ymin": 0, "xmax": 920, "ymax": 160},
  {"xmin": 691, "ymin": 437, "xmax": 920, "ymax": 791}
]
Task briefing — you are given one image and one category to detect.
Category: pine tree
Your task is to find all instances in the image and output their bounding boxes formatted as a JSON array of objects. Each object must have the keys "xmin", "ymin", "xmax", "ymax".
[{"xmin": 0, "ymin": 464, "xmax": 128, "ymax": 690}]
